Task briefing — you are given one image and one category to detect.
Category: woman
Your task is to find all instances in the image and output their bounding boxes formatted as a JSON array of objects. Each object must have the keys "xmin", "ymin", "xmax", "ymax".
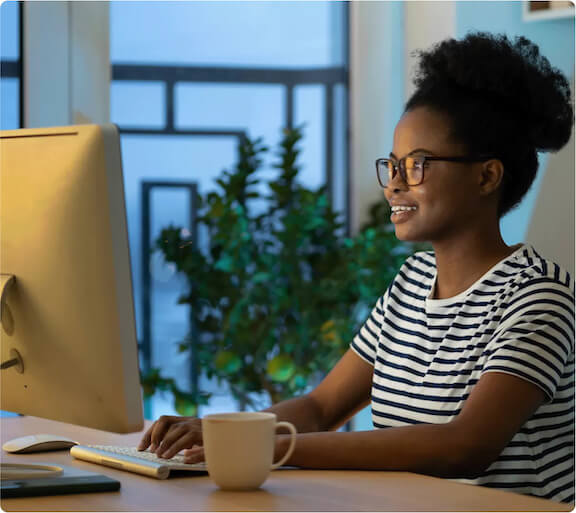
[{"xmin": 138, "ymin": 33, "xmax": 574, "ymax": 503}]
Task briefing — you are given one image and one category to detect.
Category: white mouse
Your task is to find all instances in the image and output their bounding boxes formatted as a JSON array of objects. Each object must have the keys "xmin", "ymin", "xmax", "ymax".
[{"xmin": 2, "ymin": 434, "xmax": 78, "ymax": 453}]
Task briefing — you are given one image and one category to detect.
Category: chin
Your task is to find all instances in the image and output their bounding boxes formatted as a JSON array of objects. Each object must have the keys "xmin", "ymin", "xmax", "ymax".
[
  {"xmin": 393, "ymin": 226, "xmax": 427, "ymax": 242},
  {"xmin": 393, "ymin": 215, "xmax": 449, "ymax": 244}
]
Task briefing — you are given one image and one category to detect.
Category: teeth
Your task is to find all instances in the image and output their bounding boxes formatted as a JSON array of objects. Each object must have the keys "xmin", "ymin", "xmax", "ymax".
[{"xmin": 391, "ymin": 206, "xmax": 417, "ymax": 212}]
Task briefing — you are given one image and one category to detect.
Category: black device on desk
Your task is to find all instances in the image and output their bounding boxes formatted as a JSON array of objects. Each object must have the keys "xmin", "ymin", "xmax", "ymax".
[{"xmin": 1, "ymin": 464, "xmax": 121, "ymax": 498}]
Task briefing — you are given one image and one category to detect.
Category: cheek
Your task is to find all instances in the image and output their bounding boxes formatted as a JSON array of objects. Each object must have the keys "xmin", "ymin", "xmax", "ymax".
[
  {"xmin": 413, "ymin": 182, "xmax": 477, "ymax": 226},
  {"xmin": 390, "ymin": 171, "xmax": 482, "ymax": 242}
]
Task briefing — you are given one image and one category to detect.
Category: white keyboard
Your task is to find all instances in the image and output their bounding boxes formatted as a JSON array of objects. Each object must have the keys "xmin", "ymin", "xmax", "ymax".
[{"xmin": 70, "ymin": 444, "xmax": 207, "ymax": 479}]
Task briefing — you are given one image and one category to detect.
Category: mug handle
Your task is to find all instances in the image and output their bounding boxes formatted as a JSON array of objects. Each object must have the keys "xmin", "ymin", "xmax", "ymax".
[{"xmin": 271, "ymin": 421, "xmax": 297, "ymax": 470}]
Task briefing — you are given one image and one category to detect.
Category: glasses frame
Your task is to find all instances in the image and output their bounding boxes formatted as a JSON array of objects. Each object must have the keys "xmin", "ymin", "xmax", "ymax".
[{"xmin": 375, "ymin": 155, "xmax": 497, "ymax": 188}]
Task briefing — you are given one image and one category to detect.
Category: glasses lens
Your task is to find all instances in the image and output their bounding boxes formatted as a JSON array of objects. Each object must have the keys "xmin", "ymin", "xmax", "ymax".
[
  {"xmin": 377, "ymin": 159, "xmax": 393, "ymax": 187},
  {"xmin": 404, "ymin": 157, "xmax": 424, "ymax": 185}
]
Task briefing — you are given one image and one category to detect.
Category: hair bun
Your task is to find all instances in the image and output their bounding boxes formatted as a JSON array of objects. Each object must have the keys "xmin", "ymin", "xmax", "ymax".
[{"xmin": 412, "ymin": 32, "xmax": 573, "ymax": 152}]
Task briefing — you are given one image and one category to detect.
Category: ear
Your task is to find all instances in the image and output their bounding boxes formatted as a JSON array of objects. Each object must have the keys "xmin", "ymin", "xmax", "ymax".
[{"xmin": 478, "ymin": 159, "xmax": 505, "ymax": 196}]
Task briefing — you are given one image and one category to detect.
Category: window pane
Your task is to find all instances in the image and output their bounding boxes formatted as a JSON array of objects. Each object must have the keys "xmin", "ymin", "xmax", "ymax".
[
  {"xmin": 111, "ymin": 1, "xmax": 345, "ymax": 68},
  {"xmin": 111, "ymin": 81, "xmax": 165, "ymax": 128},
  {"xmin": 0, "ymin": 78, "xmax": 19, "ymax": 130},
  {"xmin": 1, "ymin": 1, "xmax": 20, "ymax": 131},
  {"xmin": 295, "ymin": 85, "xmax": 325, "ymax": 191},
  {"xmin": 175, "ymin": 83, "xmax": 284, "ymax": 135},
  {"xmin": 1, "ymin": 1, "xmax": 19, "ymax": 61},
  {"xmin": 150, "ymin": 188, "xmax": 192, "ymax": 396},
  {"xmin": 119, "ymin": 134, "xmax": 237, "ymax": 330},
  {"xmin": 176, "ymin": 83, "xmax": 285, "ymax": 205}
]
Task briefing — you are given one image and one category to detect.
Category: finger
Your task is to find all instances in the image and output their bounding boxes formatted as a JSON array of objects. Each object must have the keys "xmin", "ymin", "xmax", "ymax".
[
  {"xmin": 159, "ymin": 437, "xmax": 197, "ymax": 459},
  {"xmin": 155, "ymin": 423, "xmax": 184, "ymax": 456},
  {"xmin": 138, "ymin": 424, "xmax": 155, "ymax": 451},
  {"xmin": 183, "ymin": 447, "xmax": 205, "ymax": 464},
  {"xmin": 149, "ymin": 415, "xmax": 179, "ymax": 452},
  {"xmin": 182, "ymin": 445, "xmax": 203, "ymax": 455},
  {"xmin": 156, "ymin": 419, "xmax": 202, "ymax": 456},
  {"xmin": 158, "ymin": 425, "xmax": 201, "ymax": 459}
]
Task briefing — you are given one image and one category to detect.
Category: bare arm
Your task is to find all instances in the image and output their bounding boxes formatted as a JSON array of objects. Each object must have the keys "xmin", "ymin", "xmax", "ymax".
[
  {"xmin": 145, "ymin": 347, "xmax": 544, "ymax": 478},
  {"xmin": 140, "ymin": 348, "xmax": 372, "ymax": 458},
  {"xmin": 273, "ymin": 371, "xmax": 545, "ymax": 479},
  {"xmin": 263, "ymin": 348, "xmax": 373, "ymax": 433}
]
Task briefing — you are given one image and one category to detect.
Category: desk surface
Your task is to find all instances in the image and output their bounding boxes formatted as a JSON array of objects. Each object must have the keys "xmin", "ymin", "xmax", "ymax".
[{"xmin": 0, "ymin": 416, "xmax": 571, "ymax": 512}]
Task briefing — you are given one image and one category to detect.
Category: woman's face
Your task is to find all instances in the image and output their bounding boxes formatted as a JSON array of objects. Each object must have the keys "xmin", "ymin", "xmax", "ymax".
[{"xmin": 385, "ymin": 106, "xmax": 489, "ymax": 243}]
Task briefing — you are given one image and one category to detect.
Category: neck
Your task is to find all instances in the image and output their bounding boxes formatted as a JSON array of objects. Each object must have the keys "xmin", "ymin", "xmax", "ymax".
[{"xmin": 431, "ymin": 225, "xmax": 519, "ymax": 300}]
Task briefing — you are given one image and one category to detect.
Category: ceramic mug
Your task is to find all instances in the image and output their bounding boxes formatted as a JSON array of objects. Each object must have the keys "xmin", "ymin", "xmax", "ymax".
[{"xmin": 202, "ymin": 412, "xmax": 297, "ymax": 490}]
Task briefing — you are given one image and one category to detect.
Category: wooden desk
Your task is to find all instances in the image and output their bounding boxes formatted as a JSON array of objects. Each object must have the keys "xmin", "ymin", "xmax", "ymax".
[{"xmin": 1, "ymin": 416, "xmax": 571, "ymax": 512}]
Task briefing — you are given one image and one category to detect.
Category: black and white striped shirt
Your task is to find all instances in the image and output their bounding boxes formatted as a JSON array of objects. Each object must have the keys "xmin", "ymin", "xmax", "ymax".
[{"xmin": 351, "ymin": 245, "xmax": 574, "ymax": 503}]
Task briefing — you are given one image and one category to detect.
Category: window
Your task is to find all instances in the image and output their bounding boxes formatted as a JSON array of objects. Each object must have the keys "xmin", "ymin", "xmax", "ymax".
[{"xmin": 110, "ymin": 1, "xmax": 349, "ymax": 418}]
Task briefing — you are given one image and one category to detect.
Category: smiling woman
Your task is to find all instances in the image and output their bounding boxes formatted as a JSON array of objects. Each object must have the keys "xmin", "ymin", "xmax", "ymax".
[
  {"xmin": 354, "ymin": 32, "xmax": 574, "ymax": 501},
  {"xmin": 139, "ymin": 32, "xmax": 574, "ymax": 505}
]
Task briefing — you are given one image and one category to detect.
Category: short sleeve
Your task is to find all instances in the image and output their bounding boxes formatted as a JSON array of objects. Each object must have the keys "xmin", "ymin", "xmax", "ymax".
[
  {"xmin": 482, "ymin": 276, "xmax": 575, "ymax": 402},
  {"xmin": 350, "ymin": 291, "xmax": 388, "ymax": 367}
]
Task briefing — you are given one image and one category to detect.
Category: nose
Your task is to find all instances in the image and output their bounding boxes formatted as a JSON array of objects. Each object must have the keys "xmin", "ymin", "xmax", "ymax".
[
  {"xmin": 384, "ymin": 184, "xmax": 407, "ymax": 204},
  {"xmin": 387, "ymin": 169, "xmax": 408, "ymax": 193}
]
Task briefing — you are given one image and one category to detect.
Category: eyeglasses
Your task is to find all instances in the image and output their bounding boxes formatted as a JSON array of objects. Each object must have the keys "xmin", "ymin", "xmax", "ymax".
[{"xmin": 375, "ymin": 155, "xmax": 496, "ymax": 188}]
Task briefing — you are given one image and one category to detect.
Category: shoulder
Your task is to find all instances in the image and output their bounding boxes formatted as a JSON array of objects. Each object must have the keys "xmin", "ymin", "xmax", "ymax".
[
  {"xmin": 508, "ymin": 245, "xmax": 573, "ymax": 295},
  {"xmin": 498, "ymin": 246, "xmax": 574, "ymax": 336}
]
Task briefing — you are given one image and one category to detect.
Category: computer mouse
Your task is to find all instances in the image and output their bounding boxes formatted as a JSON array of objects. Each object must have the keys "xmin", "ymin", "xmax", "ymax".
[{"xmin": 2, "ymin": 434, "xmax": 78, "ymax": 453}]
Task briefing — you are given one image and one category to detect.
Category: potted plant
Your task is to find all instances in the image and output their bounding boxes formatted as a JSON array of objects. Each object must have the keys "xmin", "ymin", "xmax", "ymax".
[{"xmin": 141, "ymin": 127, "xmax": 417, "ymax": 413}]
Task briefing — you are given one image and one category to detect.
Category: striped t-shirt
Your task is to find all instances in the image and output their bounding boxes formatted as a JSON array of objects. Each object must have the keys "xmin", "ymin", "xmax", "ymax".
[{"xmin": 351, "ymin": 245, "xmax": 574, "ymax": 503}]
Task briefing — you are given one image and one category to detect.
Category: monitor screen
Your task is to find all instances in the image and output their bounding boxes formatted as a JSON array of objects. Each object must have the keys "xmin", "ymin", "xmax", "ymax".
[{"xmin": 0, "ymin": 124, "xmax": 144, "ymax": 433}]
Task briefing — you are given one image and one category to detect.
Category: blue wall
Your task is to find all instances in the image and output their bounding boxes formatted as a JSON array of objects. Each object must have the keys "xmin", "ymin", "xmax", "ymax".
[{"xmin": 456, "ymin": 1, "xmax": 575, "ymax": 245}]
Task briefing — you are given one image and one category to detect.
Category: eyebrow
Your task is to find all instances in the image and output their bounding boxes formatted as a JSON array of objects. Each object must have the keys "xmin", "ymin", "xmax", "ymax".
[{"xmin": 389, "ymin": 148, "xmax": 436, "ymax": 158}]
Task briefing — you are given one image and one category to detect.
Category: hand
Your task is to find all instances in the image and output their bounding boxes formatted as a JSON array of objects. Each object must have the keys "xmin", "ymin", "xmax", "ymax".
[{"xmin": 138, "ymin": 415, "xmax": 203, "ymax": 459}]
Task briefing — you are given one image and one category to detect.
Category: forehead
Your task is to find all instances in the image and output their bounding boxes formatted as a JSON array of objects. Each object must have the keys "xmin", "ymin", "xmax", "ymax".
[{"xmin": 393, "ymin": 107, "xmax": 463, "ymax": 155}]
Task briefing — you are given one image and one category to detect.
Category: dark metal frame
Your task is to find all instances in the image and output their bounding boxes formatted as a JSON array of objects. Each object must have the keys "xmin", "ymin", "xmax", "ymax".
[{"xmin": 113, "ymin": 64, "xmax": 349, "ymax": 215}]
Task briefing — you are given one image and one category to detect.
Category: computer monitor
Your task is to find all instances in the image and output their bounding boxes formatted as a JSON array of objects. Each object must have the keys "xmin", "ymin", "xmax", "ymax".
[{"xmin": 0, "ymin": 124, "xmax": 144, "ymax": 433}]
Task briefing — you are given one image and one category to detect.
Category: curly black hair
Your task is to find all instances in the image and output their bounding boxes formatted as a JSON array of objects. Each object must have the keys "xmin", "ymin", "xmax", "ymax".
[{"xmin": 405, "ymin": 32, "xmax": 574, "ymax": 217}]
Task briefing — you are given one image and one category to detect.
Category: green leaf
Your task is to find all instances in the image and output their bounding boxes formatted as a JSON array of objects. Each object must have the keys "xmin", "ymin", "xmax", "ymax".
[
  {"xmin": 142, "ymin": 383, "xmax": 155, "ymax": 398},
  {"xmin": 174, "ymin": 395, "xmax": 198, "ymax": 417},
  {"xmin": 215, "ymin": 351, "xmax": 243, "ymax": 373},
  {"xmin": 291, "ymin": 374, "xmax": 307, "ymax": 389},
  {"xmin": 304, "ymin": 217, "xmax": 324, "ymax": 231},
  {"xmin": 267, "ymin": 355, "xmax": 295, "ymax": 383},
  {"xmin": 214, "ymin": 254, "xmax": 234, "ymax": 272},
  {"xmin": 252, "ymin": 272, "xmax": 270, "ymax": 284}
]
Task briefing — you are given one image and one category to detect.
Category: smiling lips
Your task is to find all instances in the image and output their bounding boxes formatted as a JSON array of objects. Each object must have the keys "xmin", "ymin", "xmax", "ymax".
[{"xmin": 390, "ymin": 205, "xmax": 418, "ymax": 222}]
